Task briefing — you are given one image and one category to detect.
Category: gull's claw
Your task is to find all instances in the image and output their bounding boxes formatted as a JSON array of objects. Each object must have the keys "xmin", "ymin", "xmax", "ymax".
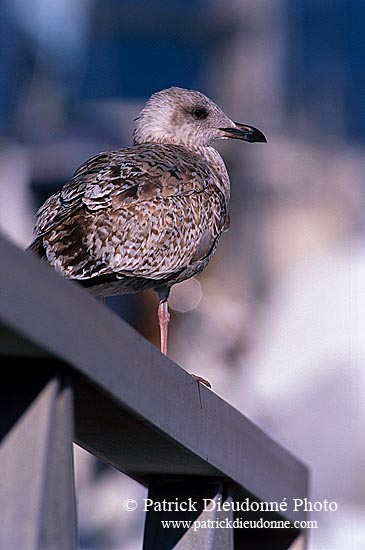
[{"xmin": 191, "ymin": 374, "xmax": 211, "ymax": 388}]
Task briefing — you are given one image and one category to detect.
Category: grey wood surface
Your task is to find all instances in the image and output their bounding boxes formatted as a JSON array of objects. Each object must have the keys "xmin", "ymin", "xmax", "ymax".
[
  {"xmin": 0, "ymin": 370, "xmax": 77, "ymax": 550},
  {"xmin": 143, "ymin": 481, "xmax": 234, "ymax": 550},
  {"xmin": 0, "ymin": 235, "xmax": 309, "ymax": 543}
]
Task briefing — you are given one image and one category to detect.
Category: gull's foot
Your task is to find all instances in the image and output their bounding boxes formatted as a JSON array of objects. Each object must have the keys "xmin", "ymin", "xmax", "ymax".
[{"xmin": 191, "ymin": 374, "xmax": 211, "ymax": 388}]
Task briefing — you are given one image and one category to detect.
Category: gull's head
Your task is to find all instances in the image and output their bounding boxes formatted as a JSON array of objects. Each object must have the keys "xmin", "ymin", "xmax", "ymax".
[{"xmin": 133, "ymin": 87, "xmax": 266, "ymax": 148}]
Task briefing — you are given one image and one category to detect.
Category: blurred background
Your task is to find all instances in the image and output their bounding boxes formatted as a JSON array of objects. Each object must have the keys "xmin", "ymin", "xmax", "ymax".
[{"xmin": 1, "ymin": 0, "xmax": 364, "ymax": 548}]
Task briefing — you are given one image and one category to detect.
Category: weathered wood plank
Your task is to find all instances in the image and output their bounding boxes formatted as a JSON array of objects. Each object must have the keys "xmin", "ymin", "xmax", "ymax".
[
  {"xmin": 0, "ymin": 235, "xmax": 308, "ymax": 547},
  {"xmin": 0, "ymin": 368, "xmax": 77, "ymax": 549},
  {"xmin": 143, "ymin": 480, "xmax": 233, "ymax": 550}
]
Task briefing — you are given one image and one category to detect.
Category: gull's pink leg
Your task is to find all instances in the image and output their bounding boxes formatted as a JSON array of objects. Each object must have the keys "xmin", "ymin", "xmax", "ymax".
[
  {"xmin": 157, "ymin": 288, "xmax": 211, "ymax": 388},
  {"xmin": 158, "ymin": 298, "xmax": 170, "ymax": 355}
]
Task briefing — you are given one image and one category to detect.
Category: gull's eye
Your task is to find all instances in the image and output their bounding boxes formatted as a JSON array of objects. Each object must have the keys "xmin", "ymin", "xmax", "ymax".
[{"xmin": 192, "ymin": 108, "xmax": 208, "ymax": 120}]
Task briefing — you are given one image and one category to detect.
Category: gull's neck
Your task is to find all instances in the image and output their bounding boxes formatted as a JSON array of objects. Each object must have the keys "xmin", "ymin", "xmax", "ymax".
[{"xmin": 189, "ymin": 144, "xmax": 231, "ymax": 202}]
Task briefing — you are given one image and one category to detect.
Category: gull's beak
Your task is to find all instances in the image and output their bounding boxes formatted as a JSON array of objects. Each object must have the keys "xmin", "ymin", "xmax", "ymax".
[{"xmin": 220, "ymin": 122, "xmax": 267, "ymax": 143}]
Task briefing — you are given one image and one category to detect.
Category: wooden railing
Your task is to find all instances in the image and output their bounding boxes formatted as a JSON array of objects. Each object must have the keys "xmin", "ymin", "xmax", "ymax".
[{"xmin": 0, "ymin": 235, "xmax": 308, "ymax": 549}]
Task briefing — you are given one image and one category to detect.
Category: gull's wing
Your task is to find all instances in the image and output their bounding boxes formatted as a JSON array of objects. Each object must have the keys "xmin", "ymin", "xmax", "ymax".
[{"xmin": 29, "ymin": 144, "xmax": 228, "ymax": 281}]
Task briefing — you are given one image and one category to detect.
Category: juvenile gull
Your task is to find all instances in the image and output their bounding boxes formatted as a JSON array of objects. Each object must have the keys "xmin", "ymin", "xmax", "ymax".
[{"xmin": 28, "ymin": 87, "xmax": 266, "ymax": 385}]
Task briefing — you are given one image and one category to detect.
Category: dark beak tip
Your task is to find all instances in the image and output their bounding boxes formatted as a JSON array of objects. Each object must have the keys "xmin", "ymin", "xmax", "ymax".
[
  {"xmin": 247, "ymin": 131, "xmax": 267, "ymax": 144},
  {"xmin": 221, "ymin": 124, "xmax": 267, "ymax": 144},
  {"xmin": 256, "ymin": 133, "xmax": 267, "ymax": 144}
]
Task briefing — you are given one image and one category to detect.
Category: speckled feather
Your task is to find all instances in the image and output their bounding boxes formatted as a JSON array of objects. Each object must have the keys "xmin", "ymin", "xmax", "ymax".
[
  {"xmin": 30, "ymin": 143, "xmax": 229, "ymax": 295},
  {"xmin": 27, "ymin": 87, "xmax": 259, "ymax": 297}
]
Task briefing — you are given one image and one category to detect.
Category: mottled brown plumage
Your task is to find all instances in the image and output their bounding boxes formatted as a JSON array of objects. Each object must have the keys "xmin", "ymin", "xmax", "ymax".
[
  {"xmin": 30, "ymin": 144, "xmax": 227, "ymax": 296},
  {"xmin": 28, "ymin": 87, "xmax": 266, "ymax": 370}
]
